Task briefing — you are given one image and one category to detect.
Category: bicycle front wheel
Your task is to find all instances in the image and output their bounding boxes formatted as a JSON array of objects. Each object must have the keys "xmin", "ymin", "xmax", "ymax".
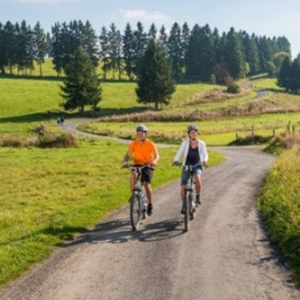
[
  {"xmin": 189, "ymin": 192, "xmax": 195, "ymax": 220},
  {"xmin": 130, "ymin": 194, "xmax": 142, "ymax": 231}
]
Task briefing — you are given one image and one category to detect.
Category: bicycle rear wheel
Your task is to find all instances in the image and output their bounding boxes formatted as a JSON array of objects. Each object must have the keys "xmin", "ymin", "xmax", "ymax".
[
  {"xmin": 130, "ymin": 193, "xmax": 142, "ymax": 231},
  {"xmin": 183, "ymin": 194, "xmax": 189, "ymax": 232}
]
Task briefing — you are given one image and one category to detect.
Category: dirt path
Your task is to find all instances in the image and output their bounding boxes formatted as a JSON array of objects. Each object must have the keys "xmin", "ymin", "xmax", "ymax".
[{"xmin": 1, "ymin": 121, "xmax": 299, "ymax": 300}]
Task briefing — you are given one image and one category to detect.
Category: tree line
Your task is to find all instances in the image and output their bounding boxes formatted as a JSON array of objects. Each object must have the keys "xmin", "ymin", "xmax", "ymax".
[
  {"xmin": 0, "ymin": 19, "xmax": 293, "ymax": 83},
  {"xmin": 277, "ymin": 55, "xmax": 300, "ymax": 94}
]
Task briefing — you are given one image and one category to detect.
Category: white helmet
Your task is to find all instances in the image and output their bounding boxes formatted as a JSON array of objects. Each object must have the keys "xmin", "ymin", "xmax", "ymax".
[
  {"xmin": 187, "ymin": 124, "xmax": 199, "ymax": 132},
  {"xmin": 136, "ymin": 124, "xmax": 148, "ymax": 132}
]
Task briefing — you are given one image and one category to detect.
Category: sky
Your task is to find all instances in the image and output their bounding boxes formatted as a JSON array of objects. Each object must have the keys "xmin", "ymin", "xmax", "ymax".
[{"xmin": 1, "ymin": 0, "xmax": 300, "ymax": 58}]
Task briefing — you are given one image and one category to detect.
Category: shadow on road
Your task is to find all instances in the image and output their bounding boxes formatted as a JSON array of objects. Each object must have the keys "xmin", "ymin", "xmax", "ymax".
[{"xmin": 62, "ymin": 217, "xmax": 184, "ymax": 247}]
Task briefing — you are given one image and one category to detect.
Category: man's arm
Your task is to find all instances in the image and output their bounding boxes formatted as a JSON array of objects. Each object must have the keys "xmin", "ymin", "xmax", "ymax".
[
  {"xmin": 122, "ymin": 150, "xmax": 132, "ymax": 167},
  {"xmin": 152, "ymin": 148, "xmax": 160, "ymax": 166}
]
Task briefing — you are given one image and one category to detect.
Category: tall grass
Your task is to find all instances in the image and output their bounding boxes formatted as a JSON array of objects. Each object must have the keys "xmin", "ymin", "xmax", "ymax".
[{"xmin": 259, "ymin": 146, "xmax": 300, "ymax": 282}]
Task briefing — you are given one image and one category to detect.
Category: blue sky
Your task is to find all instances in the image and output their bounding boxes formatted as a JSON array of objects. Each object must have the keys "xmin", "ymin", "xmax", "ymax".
[{"xmin": 1, "ymin": 0, "xmax": 299, "ymax": 58}]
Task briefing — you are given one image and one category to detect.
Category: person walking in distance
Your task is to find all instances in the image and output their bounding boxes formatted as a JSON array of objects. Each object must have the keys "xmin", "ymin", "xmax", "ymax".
[
  {"xmin": 122, "ymin": 124, "xmax": 160, "ymax": 216},
  {"xmin": 173, "ymin": 124, "xmax": 209, "ymax": 213}
]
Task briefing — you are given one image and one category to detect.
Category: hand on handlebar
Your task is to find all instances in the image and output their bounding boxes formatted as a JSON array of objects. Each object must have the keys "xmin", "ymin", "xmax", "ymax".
[{"xmin": 122, "ymin": 162, "xmax": 130, "ymax": 168}]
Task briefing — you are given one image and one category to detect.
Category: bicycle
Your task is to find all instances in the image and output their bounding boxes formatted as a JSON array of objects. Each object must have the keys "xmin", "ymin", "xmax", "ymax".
[
  {"xmin": 173, "ymin": 162, "xmax": 202, "ymax": 232},
  {"xmin": 123, "ymin": 163, "xmax": 152, "ymax": 231}
]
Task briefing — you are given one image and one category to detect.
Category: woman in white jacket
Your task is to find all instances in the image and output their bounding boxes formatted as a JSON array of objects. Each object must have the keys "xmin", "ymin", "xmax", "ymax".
[{"xmin": 173, "ymin": 124, "xmax": 209, "ymax": 213}]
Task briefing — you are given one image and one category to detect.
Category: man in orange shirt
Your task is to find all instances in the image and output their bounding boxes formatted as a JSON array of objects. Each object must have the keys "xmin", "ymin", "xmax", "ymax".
[{"xmin": 122, "ymin": 124, "xmax": 159, "ymax": 216}]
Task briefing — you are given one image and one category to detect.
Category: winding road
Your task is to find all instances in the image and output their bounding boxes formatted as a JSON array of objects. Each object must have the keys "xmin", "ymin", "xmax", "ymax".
[{"xmin": 1, "ymin": 119, "xmax": 300, "ymax": 300}]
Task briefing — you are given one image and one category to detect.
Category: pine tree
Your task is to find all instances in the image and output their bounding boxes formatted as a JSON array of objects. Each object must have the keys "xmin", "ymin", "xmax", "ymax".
[
  {"xmin": 34, "ymin": 21, "xmax": 47, "ymax": 76},
  {"xmin": 123, "ymin": 23, "xmax": 135, "ymax": 80},
  {"xmin": 60, "ymin": 47, "xmax": 102, "ymax": 115},
  {"xmin": 135, "ymin": 39, "xmax": 175, "ymax": 110},
  {"xmin": 167, "ymin": 22, "xmax": 183, "ymax": 81}
]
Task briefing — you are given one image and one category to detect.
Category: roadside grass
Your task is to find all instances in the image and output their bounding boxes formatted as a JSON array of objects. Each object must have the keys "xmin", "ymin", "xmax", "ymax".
[
  {"xmin": 0, "ymin": 137, "xmax": 224, "ymax": 286},
  {"xmin": 259, "ymin": 144, "xmax": 300, "ymax": 283}
]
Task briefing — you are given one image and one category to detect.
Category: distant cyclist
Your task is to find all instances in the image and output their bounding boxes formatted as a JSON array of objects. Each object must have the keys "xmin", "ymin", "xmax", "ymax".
[
  {"xmin": 173, "ymin": 124, "xmax": 209, "ymax": 212},
  {"xmin": 122, "ymin": 124, "xmax": 160, "ymax": 216}
]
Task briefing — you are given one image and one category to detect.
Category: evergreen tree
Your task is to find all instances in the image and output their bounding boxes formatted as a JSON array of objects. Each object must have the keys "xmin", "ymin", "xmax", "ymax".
[
  {"xmin": 34, "ymin": 21, "xmax": 47, "ymax": 76},
  {"xmin": 132, "ymin": 22, "xmax": 148, "ymax": 76},
  {"xmin": 167, "ymin": 22, "xmax": 183, "ymax": 81},
  {"xmin": 241, "ymin": 32, "xmax": 260, "ymax": 75},
  {"xmin": 107, "ymin": 23, "xmax": 122, "ymax": 79},
  {"xmin": 0, "ymin": 22, "xmax": 4, "ymax": 73},
  {"xmin": 185, "ymin": 24, "xmax": 202, "ymax": 81},
  {"xmin": 60, "ymin": 47, "xmax": 102, "ymax": 115},
  {"xmin": 123, "ymin": 23, "xmax": 135, "ymax": 80},
  {"xmin": 135, "ymin": 39, "xmax": 175, "ymax": 110},
  {"xmin": 99, "ymin": 26, "xmax": 109, "ymax": 79},
  {"xmin": 158, "ymin": 25, "xmax": 168, "ymax": 51},
  {"xmin": 181, "ymin": 22, "xmax": 190, "ymax": 73},
  {"xmin": 79, "ymin": 20, "xmax": 99, "ymax": 67},
  {"xmin": 289, "ymin": 55, "xmax": 300, "ymax": 93},
  {"xmin": 224, "ymin": 27, "xmax": 246, "ymax": 80},
  {"xmin": 277, "ymin": 56, "xmax": 291, "ymax": 92},
  {"xmin": 2, "ymin": 21, "xmax": 18, "ymax": 74},
  {"xmin": 197, "ymin": 24, "xmax": 215, "ymax": 82},
  {"xmin": 51, "ymin": 22, "xmax": 65, "ymax": 76},
  {"xmin": 148, "ymin": 23, "xmax": 157, "ymax": 40}
]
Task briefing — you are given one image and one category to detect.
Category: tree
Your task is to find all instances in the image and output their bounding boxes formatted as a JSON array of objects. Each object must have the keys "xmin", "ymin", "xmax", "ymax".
[
  {"xmin": 107, "ymin": 23, "xmax": 122, "ymax": 79},
  {"xmin": 135, "ymin": 39, "xmax": 176, "ymax": 110},
  {"xmin": 277, "ymin": 56, "xmax": 292, "ymax": 92},
  {"xmin": 99, "ymin": 26, "xmax": 109, "ymax": 79},
  {"xmin": 34, "ymin": 21, "xmax": 47, "ymax": 76},
  {"xmin": 224, "ymin": 27, "xmax": 246, "ymax": 80},
  {"xmin": 60, "ymin": 47, "xmax": 102, "ymax": 115},
  {"xmin": 123, "ymin": 23, "xmax": 135, "ymax": 80},
  {"xmin": 167, "ymin": 22, "xmax": 183, "ymax": 80}
]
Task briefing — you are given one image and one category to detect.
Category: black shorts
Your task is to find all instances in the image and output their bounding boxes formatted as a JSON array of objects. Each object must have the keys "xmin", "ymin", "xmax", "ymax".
[{"xmin": 134, "ymin": 165, "xmax": 153, "ymax": 184}]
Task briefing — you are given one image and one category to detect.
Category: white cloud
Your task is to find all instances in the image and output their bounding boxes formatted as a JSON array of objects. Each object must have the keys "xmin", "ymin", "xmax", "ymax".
[{"xmin": 121, "ymin": 9, "xmax": 169, "ymax": 24}]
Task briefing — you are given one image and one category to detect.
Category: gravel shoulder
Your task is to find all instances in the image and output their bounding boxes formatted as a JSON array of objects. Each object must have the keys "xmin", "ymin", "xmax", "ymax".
[{"xmin": 1, "ymin": 122, "xmax": 300, "ymax": 300}]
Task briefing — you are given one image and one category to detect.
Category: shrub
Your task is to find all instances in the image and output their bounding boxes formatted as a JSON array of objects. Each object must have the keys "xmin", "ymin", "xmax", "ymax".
[
  {"xmin": 227, "ymin": 83, "xmax": 241, "ymax": 94},
  {"xmin": 0, "ymin": 135, "xmax": 25, "ymax": 147},
  {"xmin": 38, "ymin": 132, "xmax": 77, "ymax": 148}
]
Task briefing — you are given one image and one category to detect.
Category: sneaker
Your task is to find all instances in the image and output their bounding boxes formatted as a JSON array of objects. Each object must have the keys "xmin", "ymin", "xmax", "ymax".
[
  {"xmin": 147, "ymin": 203, "xmax": 153, "ymax": 216},
  {"xmin": 181, "ymin": 207, "xmax": 186, "ymax": 214},
  {"xmin": 195, "ymin": 195, "xmax": 201, "ymax": 205}
]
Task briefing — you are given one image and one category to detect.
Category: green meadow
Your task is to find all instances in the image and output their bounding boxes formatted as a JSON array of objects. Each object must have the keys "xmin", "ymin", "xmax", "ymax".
[{"xmin": 1, "ymin": 65, "xmax": 300, "ymax": 286}]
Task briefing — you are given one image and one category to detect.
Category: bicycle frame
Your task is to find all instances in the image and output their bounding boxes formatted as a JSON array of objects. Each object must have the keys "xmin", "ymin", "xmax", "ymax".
[
  {"xmin": 174, "ymin": 162, "xmax": 201, "ymax": 232},
  {"xmin": 124, "ymin": 164, "xmax": 150, "ymax": 231}
]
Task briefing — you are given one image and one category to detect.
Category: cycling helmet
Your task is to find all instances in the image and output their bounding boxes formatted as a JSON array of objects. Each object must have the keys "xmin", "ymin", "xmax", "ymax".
[
  {"xmin": 187, "ymin": 124, "xmax": 199, "ymax": 132},
  {"xmin": 136, "ymin": 124, "xmax": 148, "ymax": 132}
]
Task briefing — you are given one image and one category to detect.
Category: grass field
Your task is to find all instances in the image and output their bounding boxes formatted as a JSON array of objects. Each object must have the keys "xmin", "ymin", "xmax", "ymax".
[{"xmin": 1, "ymin": 72, "xmax": 300, "ymax": 286}]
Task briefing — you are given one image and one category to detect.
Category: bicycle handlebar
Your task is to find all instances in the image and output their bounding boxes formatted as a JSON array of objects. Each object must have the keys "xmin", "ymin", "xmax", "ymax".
[
  {"xmin": 122, "ymin": 163, "xmax": 154, "ymax": 171},
  {"xmin": 172, "ymin": 161, "xmax": 208, "ymax": 170}
]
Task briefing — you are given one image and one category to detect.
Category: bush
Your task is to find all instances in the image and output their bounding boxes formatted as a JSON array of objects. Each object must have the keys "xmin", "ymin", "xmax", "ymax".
[
  {"xmin": 0, "ymin": 124, "xmax": 77, "ymax": 148},
  {"xmin": 38, "ymin": 132, "xmax": 77, "ymax": 148},
  {"xmin": 0, "ymin": 135, "xmax": 25, "ymax": 147},
  {"xmin": 227, "ymin": 83, "xmax": 241, "ymax": 94}
]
